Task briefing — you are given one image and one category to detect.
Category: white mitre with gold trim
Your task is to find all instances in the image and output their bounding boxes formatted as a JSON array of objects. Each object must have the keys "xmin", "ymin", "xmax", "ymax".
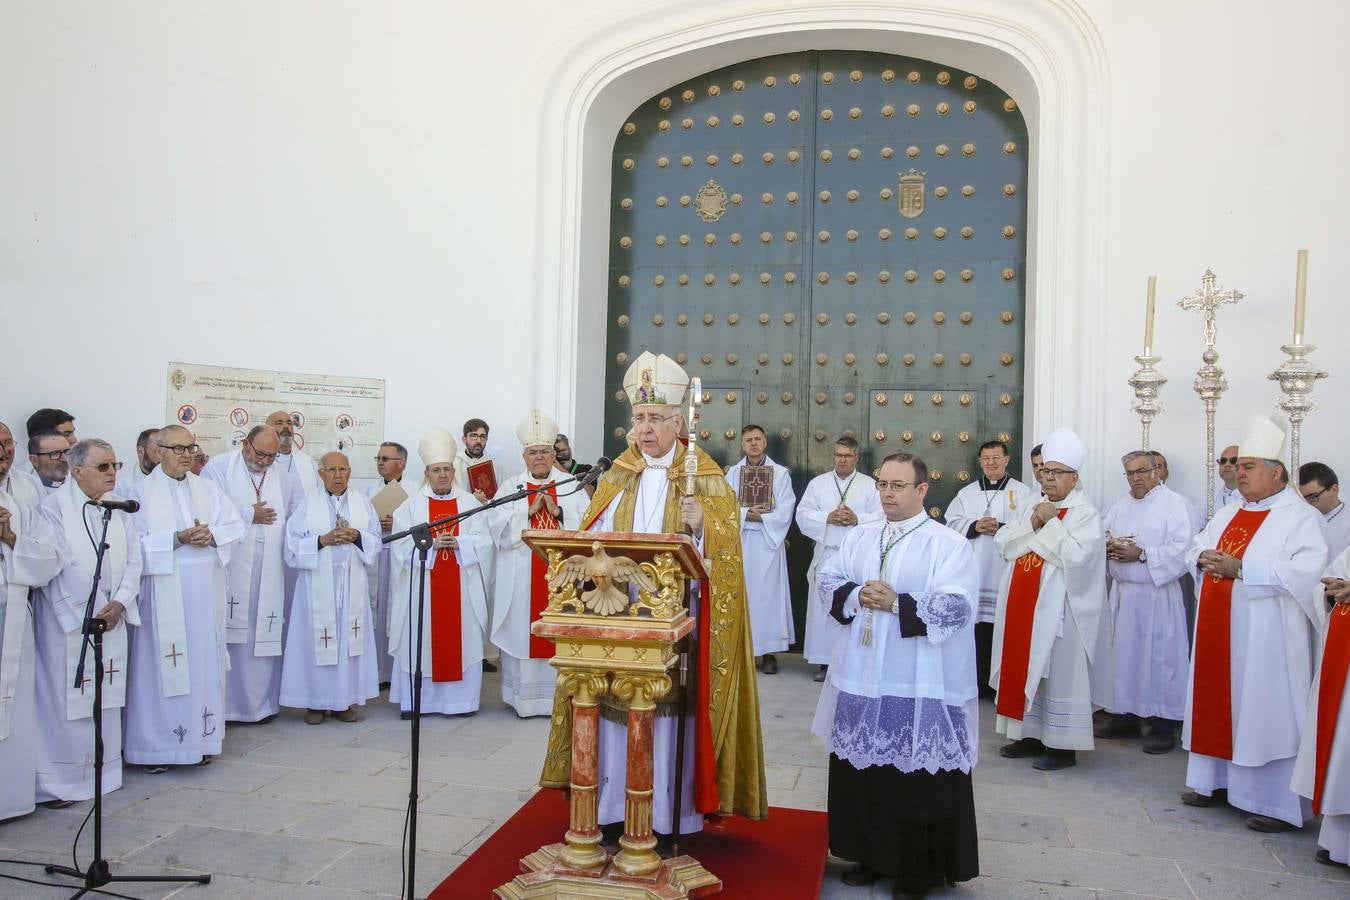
[
  {"xmin": 516, "ymin": 410, "xmax": 560, "ymax": 449},
  {"xmin": 418, "ymin": 427, "xmax": 458, "ymax": 467},
  {"xmin": 1237, "ymin": 412, "xmax": 1286, "ymax": 462},
  {"xmin": 623, "ymin": 351, "xmax": 689, "ymax": 407}
]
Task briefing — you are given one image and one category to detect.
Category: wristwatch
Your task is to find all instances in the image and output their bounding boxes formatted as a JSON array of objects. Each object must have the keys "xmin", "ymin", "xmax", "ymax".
[
  {"xmin": 890, "ymin": 597, "xmax": 900, "ymax": 615},
  {"xmin": 1138, "ymin": 549, "xmax": 1148, "ymax": 563}
]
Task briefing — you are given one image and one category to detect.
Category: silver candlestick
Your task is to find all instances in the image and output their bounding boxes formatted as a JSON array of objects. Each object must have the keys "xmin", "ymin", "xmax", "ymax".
[
  {"xmin": 1178, "ymin": 270, "xmax": 1244, "ymax": 520},
  {"xmin": 1268, "ymin": 342, "xmax": 1327, "ymax": 478},
  {"xmin": 1128, "ymin": 354, "xmax": 1166, "ymax": 450}
]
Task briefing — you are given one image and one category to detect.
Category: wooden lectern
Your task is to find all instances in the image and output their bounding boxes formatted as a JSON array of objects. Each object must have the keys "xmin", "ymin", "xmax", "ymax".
[{"xmin": 493, "ymin": 530, "xmax": 722, "ymax": 899}]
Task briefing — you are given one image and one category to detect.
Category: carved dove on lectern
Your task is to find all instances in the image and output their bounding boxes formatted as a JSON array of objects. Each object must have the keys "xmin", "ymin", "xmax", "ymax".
[{"xmin": 549, "ymin": 541, "xmax": 656, "ymax": 616}]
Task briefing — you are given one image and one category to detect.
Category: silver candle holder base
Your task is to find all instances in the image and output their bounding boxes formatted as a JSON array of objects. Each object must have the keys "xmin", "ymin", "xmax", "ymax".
[
  {"xmin": 1128, "ymin": 354, "xmax": 1166, "ymax": 450},
  {"xmin": 1269, "ymin": 342, "xmax": 1327, "ymax": 477}
]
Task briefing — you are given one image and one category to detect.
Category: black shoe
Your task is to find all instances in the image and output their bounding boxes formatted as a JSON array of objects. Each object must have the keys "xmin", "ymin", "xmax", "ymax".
[
  {"xmin": 38, "ymin": 799, "xmax": 76, "ymax": 809},
  {"xmin": 599, "ymin": 822, "xmax": 622, "ymax": 849},
  {"xmin": 482, "ymin": 659, "xmax": 498, "ymax": 673},
  {"xmin": 999, "ymin": 737, "xmax": 1045, "ymax": 759},
  {"xmin": 1246, "ymin": 815, "xmax": 1293, "ymax": 833},
  {"xmin": 1142, "ymin": 723, "xmax": 1176, "ymax": 754},
  {"xmin": 400, "ymin": 710, "xmax": 413, "ymax": 721},
  {"xmin": 1315, "ymin": 848, "xmax": 1349, "ymax": 868},
  {"xmin": 813, "ymin": 666, "xmax": 827, "ymax": 683},
  {"xmin": 1093, "ymin": 713, "xmax": 1142, "ymax": 739},
  {"xmin": 841, "ymin": 864, "xmax": 880, "ymax": 886},
  {"xmin": 762, "ymin": 654, "xmax": 778, "ymax": 675},
  {"xmin": 1180, "ymin": 788, "xmax": 1225, "ymax": 808},
  {"xmin": 1034, "ymin": 749, "xmax": 1077, "ymax": 771}
]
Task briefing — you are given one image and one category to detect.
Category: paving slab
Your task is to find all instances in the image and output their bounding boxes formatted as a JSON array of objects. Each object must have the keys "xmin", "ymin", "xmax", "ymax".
[{"xmin": 122, "ymin": 824, "xmax": 355, "ymax": 884}]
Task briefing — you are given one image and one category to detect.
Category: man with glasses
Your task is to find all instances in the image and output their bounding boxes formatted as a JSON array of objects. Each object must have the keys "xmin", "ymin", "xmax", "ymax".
[
  {"xmin": 540, "ymin": 351, "xmax": 766, "ymax": 842},
  {"xmin": 0, "ymin": 422, "xmax": 43, "ymax": 511},
  {"xmin": 34, "ymin": 439, "xmax": 140, "ymax": 806},
  {"xmin": 366, "ymin": 441, "xmax": 408, "ymax": 687},
  {"xmin": 1182, "ymin": 413, "xmax": 1329, "ymax": 833},
  {"xmin": 126, "ymin": 425, "xmax": 245, "ymax": 772},
  {"xmin": 991, "ymin": 427, "xmax": 1111, "ymax": 771},
  {"xmin": 485, "ymin": 411, "xmax": 590, "ymax": 716},
  {"xmin": 726, "ymin": 424, "xmax": 796, "ymax": 675},
  {"xmin": 455, "ymin": 418, "xmax": 503, "ymax": 671},
  {"xmin": 28, "ymin": 431, "xmax": 70, "ymax": 493},
  {"xmin": 15, "ymin": 409, "xmax": 77, "ymax": 479},
  {"xmin": 1299, "ymin": 462, "xmax": 1350, "ymax": 557},
  {"xmin": 1097, "ymin": 451, "xmax": 1194, "ymax": 753},
  {"xmin": 797, "ymin": 436, "xmax": 884, "ymax": 682},
  {"xmin": 203, "ymin": 425, "xmax": 289, "ymax": 723},
  {"xmin": 945, "ymin": 439, "xmax": 1036, "ymax": 699},
  {"xmin": 813, "ymin": 452, "xmax": 981, "ymax": 896},
  {"xmin": 1217, "ymin": 444, "xmax": 1240, "ymax": 509},
  {"xmin": 389, "ymin": 428, "xmax": 492, "ymax": 718},
  {"xmin": 281, "ymin": 451, "xmax": 381, "ymax": 725}
]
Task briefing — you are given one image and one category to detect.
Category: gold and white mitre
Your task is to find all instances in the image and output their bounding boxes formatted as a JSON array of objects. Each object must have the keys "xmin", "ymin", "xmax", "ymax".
[
  {"xmin": 1041, "ymin": 426, "xmax": 1088, "ymax": 472},
  {"xmin": 418, "ymin": 427, "xmax": 458, "ymax": 466},
  {"xmin": 516, "ymin": 410, "xmax": 560, "ymax": 449},
  {"xmin": 1237, "ymin": 412, "xmax": 1286, "ymax": 462},
  {"xmin": 623, "ymin": 351, "xmax": 689, "ymax": 407}
]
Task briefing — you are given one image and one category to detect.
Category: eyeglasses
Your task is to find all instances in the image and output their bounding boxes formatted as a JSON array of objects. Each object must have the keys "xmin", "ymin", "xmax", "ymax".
[
  {"xmin": 1302, "ymin": 487, "xmax": 1330, "ymax": 503},
  {"xmin": 1040, "ymin": 468, "xmax": 1077, "ymax": 479},
  {"xmin": 77, "ymin": 461, "xmax": 124, "ymax": 473},
  {"xmin": 465, "ymin": 431, "xmax": 488, "ymax": 440},
  {"xmin": 0, "ymin": 439, "xmax": 13, "ymax": 451},
  {"xmin": 876, "ymin": 480, "xmax": 918, "ymax": 491},
  {"xmin": 375, "ymin": 455, "xmax": 402, "ymax": 463},
  {"xmin": 979, "ymin": 456, "xmax": 1008, "ymax": 464},
  {"xmin": 426, "ymin": 465, "xmax": 454, "ymax": 475},
  {"xmin": 1124, "ymin": 465, "xmax": 1156, "ymax": 478},
  {"xmin": 33, "ymin": 448, "xmax": 69, "ymax": 460},
  {"xmin": 320, "ymin": 466, "xmax": 352, "ymax": 474},
  {"xmin": 1216, "ymin": 456, "xmax": 1238, "ymax": 466},
  {"xmin": 158, "ymin": 443, "xmax": 200, "ymax": 456},
  {"xmin": 524, "ymin": 448, "xmax": 553, "ymax": 457},
  {"xmin": 246, "ymin": 442, "xmax": 277, "ymax": 461},
  {"xmin": 630, "ymin": 413, "xmax": 680, "ymax": 427}
]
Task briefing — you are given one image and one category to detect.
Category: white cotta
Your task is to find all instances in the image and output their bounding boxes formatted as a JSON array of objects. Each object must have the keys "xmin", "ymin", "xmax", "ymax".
[
  {"xmin": 303, "ymin": 490, "xmax": 376, "ymax": 663},
  {"xmin": 1101, "ymin": 483, "xmax": 1193, "ymax": 720},
  {"xmin": 943, "ymin": 477, "xmax": 1036, "ymax": 623},
  {"xmin": 810, "ymin": 514, "xmax": 981, "ymax": 773},
  {"xmin": 1324, "ymin": 503, "xmax": 1350, "ymax": 560},
  {"xmin": 2, "ymin": 469, "xmax": 43, "ymax": 514},
  {"xmin": 724, "ymin": 457, "xmax": 796, "ymax": 656},
  {"xmin": 276, "ymin": 448, "xmax": 319, "ymax": 510},
  {"xmin": 989, "ymin": 485, "xmax": 1113, "ymax": 739},
  {"xmin": 1292, "ymin": 546, "xmax": 1350, "ymax": 822}
]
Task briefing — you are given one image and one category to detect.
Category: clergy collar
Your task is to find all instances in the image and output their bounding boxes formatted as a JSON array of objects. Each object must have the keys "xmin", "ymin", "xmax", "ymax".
[
  {"xmin": 1241, "ymin": 487, "xmax": 1284, "ymax": 510},
  {"xmin": 1131, "ymin": 483, "xmax": 1164, "ymax": 503},
  {"xmin": 883, "ymin": 509, "xmax": 929, "ymax": 530},
  {"xmin": 384, "ymin": 477, "xmax": 402, "ymax": 484},
  {"xmin": 40, "ymin": 476, "xmax": 65, "ymax": 489},
  {"xmin": 642, "ymin": 444, "xmax": 677, "ymax": 469},
  {"xmin": 978, "ymin": 474, "xmax": 1011, "ymax": 491},
  {"xmin": 1327, "ymin": 502, "xmax": 1345, "ymax": 522},
  {"xmin": 327, "ymin": 490, "xmax": 347, "ymax": 498},
  {"xmin": 744, "ymin": 456, "xmax": 768, "ymax": 467}
]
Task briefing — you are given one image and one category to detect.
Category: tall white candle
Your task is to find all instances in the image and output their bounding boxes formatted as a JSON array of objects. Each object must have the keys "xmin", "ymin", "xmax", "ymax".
[
  {"xmin": 1293, "ymin": 250, "xmax": 1308, "ymax": 344},
  {"xmin": 1144, "ymin": 275, "xmax": 1156, "ymax": 355}
]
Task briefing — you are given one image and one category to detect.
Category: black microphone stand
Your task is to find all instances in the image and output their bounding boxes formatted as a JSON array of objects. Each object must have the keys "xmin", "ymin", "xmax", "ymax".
[
  {"xmin": 385, "ymin": 468, "xmax": 599, "ymax": 900},
  {"xmin": 45, "ymin": 504, "xmax": 211, "ymax": 897}
]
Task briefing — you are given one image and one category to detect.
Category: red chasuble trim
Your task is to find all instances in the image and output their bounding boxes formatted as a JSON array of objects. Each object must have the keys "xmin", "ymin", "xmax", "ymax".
[
  {"xmin": 1191, "ymin": 508, "xmax": 1271, "ymax": 759},
  {"xmin": 996, "ymin": 508, "xmax": 1067, "ymax": 721},
  {"xmin": 427, "ymin": 498, "xmax": 464, "ymax": 682},
  {"xmin": 526, "ymin": 483, "xmax": 560, "ymax": 659},
  {"xmin": 1314, "ymin": 606, "xmax": 1350, "ymax": 814}
]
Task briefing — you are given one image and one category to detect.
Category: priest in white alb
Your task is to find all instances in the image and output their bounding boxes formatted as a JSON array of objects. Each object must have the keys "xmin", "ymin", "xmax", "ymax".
[
  {"xmin": 368, "ymin": 441, "xmax": 408, "ymax": 687},
  {"xmin": 0, "ymin": 453, "xmax": 63, "ymax": 820},
  {"xmin": 127, "ymin": 425, "xmax": 245, "ymax": 770},
  {"xmin": 1293, "ymin": 547, "xmax": 1350, "ymax": 868},
  {"xmin": 265, "ymin": 410, "xmax": 319, "ymax": 507},
  {"xmin": 487, "ymin": 410, "xmax": 589, "ymax": 716},
  {"xmin": 0, "ymin": 421, "xmax": 43, "ymax": 514},
  {"xmin": 389, "ymin": 428, "xmax": 490, "ymax": 718},
  {"xmin": 1096, "ymin": 450, "xmax": 1194, "ymax": 754},
  {"xmin": 990, "ymin": 426, "xmax": 1112, "ymax": 770},
  {"xmin": 281, "ymin": 451, "xmax": 380, "ymax": 724},
  {"xmin": 797, "ymin": 435, "xmax": 883, "ymax": 682},
  {"xmin": 34, "ymin": 440, "xmax": 141, "ymax": 805},
  {"xmin": 202, "ymin": 425, "xmax": 288, "ymax": 723},
  {"xmin": 944, "ymin": 439, "xmax": 1035, "ymax": 699},
  {"xmin": 1181, "ymin": 413, "xmax": 1328, "ymax": 832},
  {"xmin": 725, "ymin": 424, "xmax": 796, "ymax": 675}
]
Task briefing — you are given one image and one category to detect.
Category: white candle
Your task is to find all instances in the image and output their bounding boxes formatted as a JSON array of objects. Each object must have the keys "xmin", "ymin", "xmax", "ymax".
[
  {"xmin": 1144, "ymin": 275, "xmax": 1156, "ymax": 355},
  {"xmin": 1293, "ymin": 250, "xmax": 1308, "ymax": 344}
]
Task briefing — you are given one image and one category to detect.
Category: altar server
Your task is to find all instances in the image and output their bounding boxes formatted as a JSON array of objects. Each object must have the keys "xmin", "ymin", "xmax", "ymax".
[
  {"xmin": 813, "ymin": 452, "xmax": 980, "ymax": 895},
  {"xmin": 725, "ymin": 424, "xmax": 796, "ymax": 674},
  {"xmin": 126, "ymin": 425, "xmax": 245, "ymax": 770},
  {"xmin": 991, "ymin": 426, "xmax": 1112, "ymax": 770},
  {"xmin": 1182, "ymin": 413, "xmax": 1328, "ymax": 832},
  {"xmin": 35, "ymin": 440, "xmax": 141, "ymax": 804},
  {"xmin": 796, "ymin": 436, "xmax": 883, "ymax": 681},
  {"xmin": 389, "ymin": 428, "xmax": 491, "ymax": 717},
  {"xmin": 280, "ymin": 452, "xmax": 380, "ymax": 724},
  {"xmin": 202, "ymin": 425, "xmax": 288, "ymax": 722}
]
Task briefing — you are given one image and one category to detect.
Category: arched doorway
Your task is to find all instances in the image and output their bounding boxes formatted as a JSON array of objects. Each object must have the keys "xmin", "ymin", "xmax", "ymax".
[{"xmin": 602, "ymin": 50, "xmax": 1029, "ymax": 643}]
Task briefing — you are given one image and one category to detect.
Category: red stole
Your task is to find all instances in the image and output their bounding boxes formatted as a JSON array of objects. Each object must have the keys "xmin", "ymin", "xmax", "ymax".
[
  {"xmin": 996, "ymin": 508, "xmax": 1068, "ymax": 721},
  {"xmin": 1314, "ymin": 605, "xmax": 1350, "ymax": 814},
  {"xmin": 526, "ymin": 483, "xmax": 560, "ymax": 659},
  {"xmin": 427, "ymin": 497, "xmax": 464, "ymax": 682},
  {"xmin": 1191, "ymin": 508, "xmax": 1271, "ymax": 759}
]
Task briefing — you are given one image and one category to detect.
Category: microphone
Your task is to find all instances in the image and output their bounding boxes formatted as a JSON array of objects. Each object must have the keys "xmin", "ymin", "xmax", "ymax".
[
  {"xmin": 87, "ymin": 498, "xmax": 140, "ymax": 513},
  {"xmin": 581, "ymin": 457, "xmax": 612, "ymax": 486}
]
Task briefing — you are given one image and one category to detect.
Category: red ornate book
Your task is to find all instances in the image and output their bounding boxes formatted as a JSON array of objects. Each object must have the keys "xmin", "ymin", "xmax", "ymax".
[{"xmin": 466, "ymin": 460, "xmax": 498, "ymax": 499}]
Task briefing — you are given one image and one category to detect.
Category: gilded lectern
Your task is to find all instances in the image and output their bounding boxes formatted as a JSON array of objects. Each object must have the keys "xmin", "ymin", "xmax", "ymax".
[{"xmin": 492, "ymin": 529, "xmax": 722, "ymax": 899}]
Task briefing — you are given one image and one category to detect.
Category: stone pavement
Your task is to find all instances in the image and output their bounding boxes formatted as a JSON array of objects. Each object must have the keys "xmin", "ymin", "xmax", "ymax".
[{"xmin": 0, "ymin": 655, "xmax": 1346, "ymax": 898}]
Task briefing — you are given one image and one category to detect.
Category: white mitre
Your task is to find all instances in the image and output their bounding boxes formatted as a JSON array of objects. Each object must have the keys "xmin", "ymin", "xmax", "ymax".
[
  {"xmin": 1237, "ymin": 412, "xmax": 1286, "ymax": 462},
  {"xmin": 418, "ymin": 427, "xmax": 458, "ymax": 467},
  {"xmin": 516, "ymin": 410, "xmax": 560, "ymax": 449},
  {"xmin": 1041, "ymin": 426, "xmax": 1088, "ymax": 472},
  {"xmin": 623, "ymin": 351, "xmax": 689, "ymax": 407}
]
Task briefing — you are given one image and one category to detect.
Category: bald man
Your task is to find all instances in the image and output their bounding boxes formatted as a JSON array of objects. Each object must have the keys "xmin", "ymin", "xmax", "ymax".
[{"xmin": 265, "ymin": 410, "xmax": 320, "ymax": 509}]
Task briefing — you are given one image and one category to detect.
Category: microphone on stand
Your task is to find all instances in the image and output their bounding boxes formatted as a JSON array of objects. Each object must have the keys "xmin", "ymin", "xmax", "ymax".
[
  {"xmin": 580, "ymin": 456, "xmax": 612, "ymax": 487},
  {"xmin": 87, "ymin": 498, "xmax": 140, "ymax": 513}
]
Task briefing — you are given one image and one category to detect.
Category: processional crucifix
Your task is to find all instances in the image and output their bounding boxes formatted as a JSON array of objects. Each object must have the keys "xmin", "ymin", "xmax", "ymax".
[{"xmin": 1177, "ymin": 269, "xmax": 1243, "ymax": 520}]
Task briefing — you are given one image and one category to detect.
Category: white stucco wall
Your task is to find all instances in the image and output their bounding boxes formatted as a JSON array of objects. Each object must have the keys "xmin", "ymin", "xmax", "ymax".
[{"xmin": 2, "ymin": 1, "xmax": 1345, "ymax": 506}]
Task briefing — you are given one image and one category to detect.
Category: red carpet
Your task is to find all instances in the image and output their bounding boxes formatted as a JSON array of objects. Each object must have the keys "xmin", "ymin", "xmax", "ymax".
[{"xmin": 431, "ymin": 789, "xmax": 828, "ymax": 898}]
